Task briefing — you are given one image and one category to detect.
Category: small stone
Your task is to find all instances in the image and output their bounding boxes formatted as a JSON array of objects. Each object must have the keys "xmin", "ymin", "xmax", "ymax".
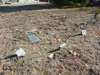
[
  {"xmin": 15, "ymin": 48, "xmax": 26, "ymax": 57},
  {"xmin": 48, "ymin": 53, "xmax": 54, "ymax": 59},
  {"xmin": 73, "ymin": 52, "xmax": 77, "ymax": 56},
  {"xmin": 60, "ymin": 43, "xmax": 66, "ymax": 48},
  {"xmin": 69, "ymin": 50, "xmax": 77, "ymax": 56},
  {"xmin": 82, "ymin": 30, "xmax": 87, "ymax": 36},
  {"xmin": 69, "ymin": 50, "xmax": 73, "ymax": 54},
  {"xmin": 85, "ymin": 64, "xmax": 89, "ymax": 68}
]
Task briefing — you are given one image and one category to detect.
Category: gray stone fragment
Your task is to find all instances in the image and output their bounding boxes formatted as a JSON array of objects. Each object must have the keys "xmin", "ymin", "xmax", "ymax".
[{"xmin": 27, "ymin": 32, "xmax": 41, "ymax": 43}]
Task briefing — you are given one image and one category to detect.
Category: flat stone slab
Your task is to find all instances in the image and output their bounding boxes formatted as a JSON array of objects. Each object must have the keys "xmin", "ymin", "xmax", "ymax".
[{"xmin": 27, "ymin": 32, "xmax": 41, "ymax": 43}]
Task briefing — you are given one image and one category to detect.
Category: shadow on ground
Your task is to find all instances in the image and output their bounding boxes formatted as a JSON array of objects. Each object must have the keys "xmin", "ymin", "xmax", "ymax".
[{"xmin": 0, "ymin": 4, "xmax": 53, "ymax": 13}]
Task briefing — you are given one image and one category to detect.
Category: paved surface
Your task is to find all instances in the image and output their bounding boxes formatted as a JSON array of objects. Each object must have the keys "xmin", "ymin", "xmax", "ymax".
[{"xmin": 0, "ymin": 4, "xmax": 52, "ymax": 12}]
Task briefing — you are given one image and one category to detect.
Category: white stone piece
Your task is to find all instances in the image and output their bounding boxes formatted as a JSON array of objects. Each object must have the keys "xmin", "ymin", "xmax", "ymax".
[
  {"xmin": 48, "ymin": 53, "xmax": 54, "ymax": 59},
  {"xmin": 60, "ymin": 43, "xmax": 66, "ymax": 48},
  {"xmin": 82, "ymin": 30, "xmax": 87, "ymax": 36},
  {"xmin": 15, "ymin": 48, "xmax": 25, "ymax": 57}
]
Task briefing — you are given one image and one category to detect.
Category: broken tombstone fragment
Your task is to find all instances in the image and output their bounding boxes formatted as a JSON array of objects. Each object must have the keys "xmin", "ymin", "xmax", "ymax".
[
  {"xmin": 48, "ymin": 53, "xmax": 54, "ymax": 59},
  {"xmin": 27, "ymin": 32, "xmax": 41, "ymax": 43},
  {"xmin": 60, "ymin": 43, "xmax": 66, "ymax": 48},
  {"xmin": 81, "ymin": 30, "xmax": 87, "ymax": 36}
]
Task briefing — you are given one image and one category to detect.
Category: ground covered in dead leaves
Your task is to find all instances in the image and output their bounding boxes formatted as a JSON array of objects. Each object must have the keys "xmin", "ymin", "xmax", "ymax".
[{"xmin": 0, "ymin": 8, "xmax": 100, "ymax": 75}]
